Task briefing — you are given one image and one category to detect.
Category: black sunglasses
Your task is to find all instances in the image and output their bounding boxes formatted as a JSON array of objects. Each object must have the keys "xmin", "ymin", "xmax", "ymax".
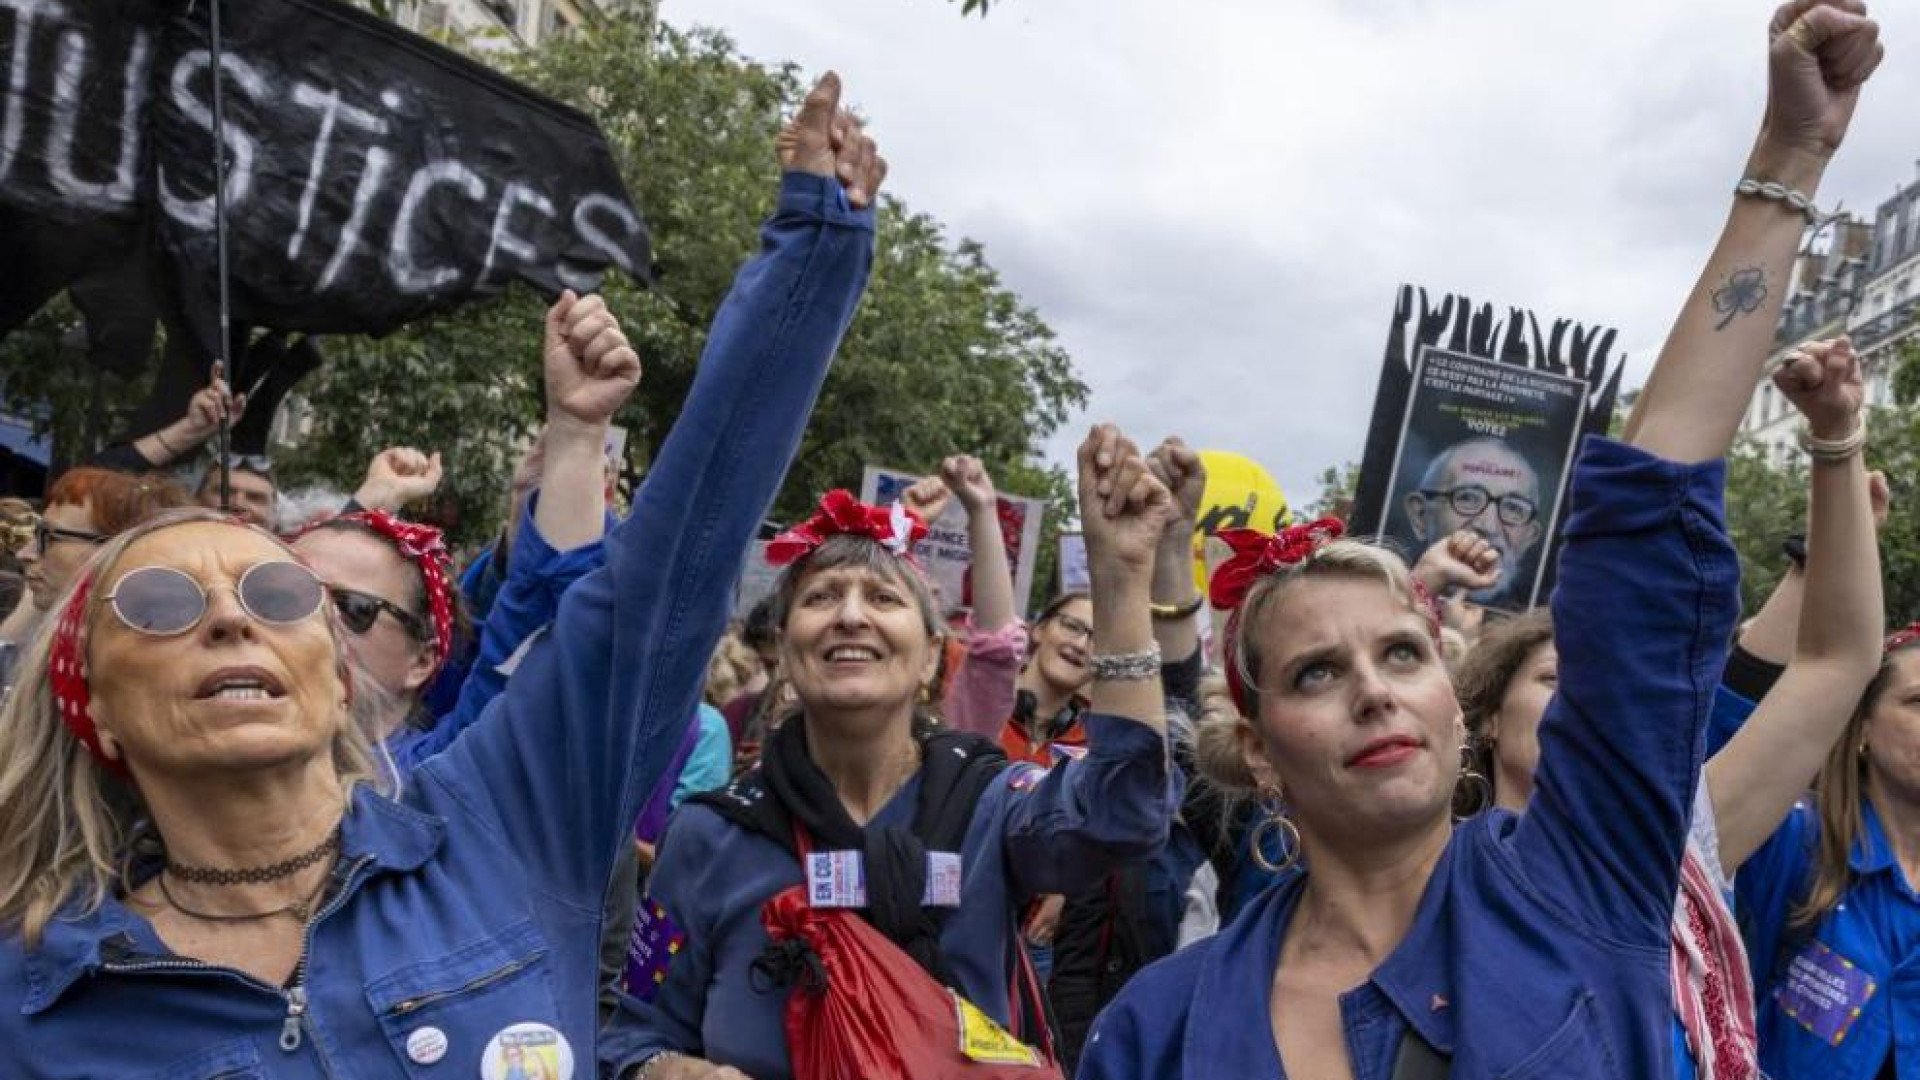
[
  {"xmin": 35, "ymin": 520, "xmax": 108, "ymax": 555},
  {"xmin": 102, "ymin": 562, "xmax": 327, "ymax": 636},
  {"xmin": 329, "ymin": 587, "xmax": 430, "ymax": 640}
]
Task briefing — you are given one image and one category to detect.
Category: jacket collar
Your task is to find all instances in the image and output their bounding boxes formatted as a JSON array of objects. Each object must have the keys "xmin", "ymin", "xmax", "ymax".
[
  {"xmin": 1178, "ymin": 829, "xmax": 1460, "ymax": 1074},
  {"xmin": 20, "ymin": 785, "xmax": 443, "ymax": 1015}
]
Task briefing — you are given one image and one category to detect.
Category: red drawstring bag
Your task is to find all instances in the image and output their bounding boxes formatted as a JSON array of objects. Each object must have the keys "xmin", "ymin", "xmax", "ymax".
[{"xmin": 755, "ymin": 827, "xmax": 1066, "ymax": 1080}]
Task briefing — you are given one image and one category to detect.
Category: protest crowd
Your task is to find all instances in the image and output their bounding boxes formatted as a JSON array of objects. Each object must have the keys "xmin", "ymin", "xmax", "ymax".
[{"xmin": 0, "ymin": 1, "xmax": 1911, "ymax": 1078}]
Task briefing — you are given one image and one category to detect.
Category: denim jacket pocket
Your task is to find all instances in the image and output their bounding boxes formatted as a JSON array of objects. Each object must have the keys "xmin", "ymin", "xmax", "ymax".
[
  {"xmin": 364, "ymin": 919, "xmax": 562, "ymax": 1076},
  {"xmin": 134, "ymin": 1038, "xmax": 263, "ymax": 1080},
  {"xmin": 1495, "ymin": 992, "xmax": 1618, "ymax": 1080}
]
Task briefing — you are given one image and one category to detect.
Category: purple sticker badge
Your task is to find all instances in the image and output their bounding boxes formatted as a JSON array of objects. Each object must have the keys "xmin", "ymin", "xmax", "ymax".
[
  {"xmin": 1775, "ymin": 940, "xmax": 1877, "ymax": 1047},
  {"xmin": 1007, "ymin": 764, "xmax": 1046, "ymax": 793},
  {"xmin": 622, "ymin": 897, "xmax": 686, "ymax": 1002}
]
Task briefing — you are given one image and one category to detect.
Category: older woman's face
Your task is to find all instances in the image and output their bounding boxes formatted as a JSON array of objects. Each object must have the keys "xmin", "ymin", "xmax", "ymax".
[
  {"xmin": 85, "ymin": 523, "xmax": 344, "ymax": 775},
  {"xmin": 1241, "ymin": 576, "xmax": 1461, "ymax": 847},
  {"xmin": 781, "ymin": 563, "xmax": 937, "ymax": 726}
]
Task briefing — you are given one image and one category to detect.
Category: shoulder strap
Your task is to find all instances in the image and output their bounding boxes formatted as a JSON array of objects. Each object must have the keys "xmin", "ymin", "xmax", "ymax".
[
  {"xmin": 1389, "ymin": 1031, "xmax": 1450, "ymax": 1080},
  {"xmin": 688, "ymin": 768, "xmax": 791, "ymax": 848}
]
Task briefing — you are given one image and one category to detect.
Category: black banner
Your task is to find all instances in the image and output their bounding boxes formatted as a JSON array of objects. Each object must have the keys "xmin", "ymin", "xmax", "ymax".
[
  {"xmin": 0, "ymin": 0, "xmax": 650, "ymax": 357},
  {"xmin": 1349, "ymin": 286, "xmax": 1624, "ymax": 612}
]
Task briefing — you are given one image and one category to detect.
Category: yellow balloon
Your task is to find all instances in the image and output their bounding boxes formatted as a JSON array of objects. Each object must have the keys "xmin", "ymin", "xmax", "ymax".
[{"xmin": 1191, "ymin": 450, "xmax": 1290, "ymax": 594}]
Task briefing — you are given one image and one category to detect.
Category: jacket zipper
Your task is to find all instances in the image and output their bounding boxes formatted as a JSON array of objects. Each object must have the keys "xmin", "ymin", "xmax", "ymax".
[
  {"xmin": 101, "ymin": 853, "xmax": 375, "ymax": 1071},
  {"xmin": 387, "ymin": 953, "xmax": 541, "ymax": 1017},
  {"xmin": 280, "ymin": 854, "xmax": 374, "ymax": 1061}
]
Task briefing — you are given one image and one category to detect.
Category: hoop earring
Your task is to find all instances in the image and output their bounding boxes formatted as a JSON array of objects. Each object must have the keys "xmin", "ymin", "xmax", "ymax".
[
  {"xmin": 1454, "ymin": 742, "xmax": 1491, "ymax": 820},
  {"xmin": 1249, "ymin": 785, "xmax": 1303, "ymax": 875}
]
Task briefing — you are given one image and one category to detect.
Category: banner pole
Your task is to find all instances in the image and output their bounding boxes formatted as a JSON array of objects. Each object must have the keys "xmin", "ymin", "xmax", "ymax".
[{"xmin": 207, "ymin": 0, "xmax": 234, "ymax": 511}]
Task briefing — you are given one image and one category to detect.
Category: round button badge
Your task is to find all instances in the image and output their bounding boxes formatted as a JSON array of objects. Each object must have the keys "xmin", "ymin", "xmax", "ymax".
[
  {"xmin": 406, "ymin": 1026, "xmax": 448, "ymax": 1065},
  {"xmin": 480, "ymin": 1021, "xmax": 574, "ymax": 1080}
]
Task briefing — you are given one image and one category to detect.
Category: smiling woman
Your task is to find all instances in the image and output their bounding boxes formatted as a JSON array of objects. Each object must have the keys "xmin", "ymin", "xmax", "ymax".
[{"xmin": 604, "ymin": 425, "xmax": 1181, "ymax": 1080}]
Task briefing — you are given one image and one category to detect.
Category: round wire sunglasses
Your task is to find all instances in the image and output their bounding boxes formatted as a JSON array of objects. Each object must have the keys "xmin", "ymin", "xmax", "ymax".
[{"xmin": 101, "ymin": 562, "xmax": 328, "ymax": 636}]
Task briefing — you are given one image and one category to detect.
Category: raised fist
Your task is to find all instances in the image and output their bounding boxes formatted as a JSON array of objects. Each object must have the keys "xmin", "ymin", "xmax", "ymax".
[
  {"xmin": 939, "ymin": 455, "xmax": 998, "ymax": 516},
  {"xmin": 544, "ymin": 291, "xmax": 643, "ymax": 432},
  {"xmin": 1772, "ymin": 336, "xmax": 1862, "ymax": 438},
  {"xmin": 1413, "ymin": 530, "xmax": 1502, "ymax": 596},
  {"xmin": 356, "ymin": 446, "xmax": 444, "ymax": 513},
  {"xmin": 776, "ymin": 72, "xmax": 888, "ymax": 209},
  {"xmin": 1760, "ymin": 1, "xmax": 1883, "ymax": 161},
  {"xmin": 900, "ymin": 475, "xmax": 953, "ymax": 526},
  {"xmin": 1146, "ymin": 437, "xmax": 1207, "ymax": 537},
  {"xmin": 1078, "ymin": 423, "xmax": 1175, "ymax": 573}
]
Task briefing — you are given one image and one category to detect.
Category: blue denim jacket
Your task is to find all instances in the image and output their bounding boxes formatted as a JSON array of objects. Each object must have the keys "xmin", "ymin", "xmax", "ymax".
[
  {"xmin": 1079, "ymin": 437, "xmax": 1739, "ymax": 1080},
  {"xmin": 0, "ymin": 172, "xmax": 874, "ymax": 1080},
  {"xmin": 1740, "ymin": 797, "xmax": 1920, "ymax": 1080},
  {"xmin": 391, "ymin": 499, "xmax": 610, "ymax": 773},
  {"xmin": 602, "ymin": 714, "xmax": 1177, "ymax": 1080}
]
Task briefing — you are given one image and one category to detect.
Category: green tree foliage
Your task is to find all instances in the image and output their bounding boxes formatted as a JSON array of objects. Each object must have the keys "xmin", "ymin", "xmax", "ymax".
[
  {"xmin": 1721, "ymin": 440, "xmax": 1807, "ymax": 615},
  {"xmin": 0, "ymin": 4, "xmax": 1079, "ymax": 601},
  {"xmin": 230, "ymin": 5, "xmax": 1086, "ymax": 567},
  {"xmin": 1308, "ymin": 461, "xmax": 1360, "ymax": 520}
]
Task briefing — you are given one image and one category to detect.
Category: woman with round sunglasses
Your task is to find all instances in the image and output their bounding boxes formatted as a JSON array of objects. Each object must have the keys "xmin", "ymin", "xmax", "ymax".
[
  {"xmin": 0, "ymin": 75, "xmax": 885, "ymax": 1079},
  {"xmin": 1079, "ymin": 10, "xmax": 1882, "ymax": 1078}
]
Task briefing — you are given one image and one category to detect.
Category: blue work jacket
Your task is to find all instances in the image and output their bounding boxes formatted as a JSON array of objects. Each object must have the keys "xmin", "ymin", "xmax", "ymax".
[
  {"xmin": 1740, "ymin": 797, "xmax": 1920, "ymax": 1079},
  {"xmin": 1079, "ymin": 437, "xmax": 1739, "ymax": 1080},
  {"xmin": 602, "ymin": 714, "xmax": 1178, "ymax": 1080},
  {"xmin": 391, "ymin": 498, "xmax": 610, "ymax": 774},
  {"xmin": 0, "ymin": 172, "xmax": 875, "ymax": 1080}
]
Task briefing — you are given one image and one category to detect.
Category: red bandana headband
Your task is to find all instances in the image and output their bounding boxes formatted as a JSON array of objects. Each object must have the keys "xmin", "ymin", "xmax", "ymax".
[
  {"xmin": 765, "ymin": 489, "xmax": 928, "ymax": 568},
  {"xmin": 1887, "ymin": 623, "xmax": 1920, "ymax": 654},
  {"xmin": 49, "ymin": 572, "xmax": 128, "ymax": 778},
  {"xmin": 1211, "ymin": 519, "xmax": 1345, "ymax": 716},
  {"xmin": 295, "ymin": 510, "xmax": 456, "ymax": 672}
]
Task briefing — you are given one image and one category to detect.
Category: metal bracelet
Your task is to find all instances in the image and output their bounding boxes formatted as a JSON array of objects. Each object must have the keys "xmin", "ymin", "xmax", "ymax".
[
  {"xmin": 1089, "ymin": 644, "xmax": 1163, "ymax": 682},
  {"xmin": 1735, "ymin": 177, "xmax": 1825, "ymax": 226},
  {"xmin": 1796, "ymin": 416, "xmax": 1868, "ymax": 462}
]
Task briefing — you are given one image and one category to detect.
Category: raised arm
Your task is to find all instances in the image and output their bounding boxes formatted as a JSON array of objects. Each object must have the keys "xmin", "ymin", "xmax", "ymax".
[
  {"xmin": 1510, "ymin": 2, "xmax": 1882, "ymax": 939},
  {"xmin": 945, "ymin": 455, "xmax": 1017, "ymax": 634},
  {"xmin": 395, "ymin": 302, "xmax": 636, "ymax": 768},
  {"xmin": 1709, "ymin": 338, "xmax": 1880, "ymax": 869},
  {"xmin": 1005, "ymin": 426, "xmax": 1177, "ymax": 897},
  {"xmin": 1146, "ymin": 438, "xmax": 1206, "ymax": 670},
  {"xmin": 424, "ymin": 74, "xmax": 885, "ymax": 906},
  {"xmin": 1623, "ymin": 1, "xmax": 1882, "ymax": 462}
]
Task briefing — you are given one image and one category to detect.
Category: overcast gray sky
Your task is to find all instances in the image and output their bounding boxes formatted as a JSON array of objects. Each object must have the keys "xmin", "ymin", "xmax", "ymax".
[{"xmin": 666, "ymin": 0, "xmax": 1917, "ymax": 509}]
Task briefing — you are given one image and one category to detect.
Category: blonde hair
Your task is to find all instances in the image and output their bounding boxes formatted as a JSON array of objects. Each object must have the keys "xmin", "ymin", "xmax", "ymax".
[
  {"xmin": 1191, "ymin": 672, "xmax": 1259, "ymax": 796},
  {"xmin": 705, "ymin": 633, "xmax": 759, "ymax": 709},
  {"xmin": 1793, "ymin": 642, "xmax": 1920, "ymax": 929},
  {"xmin": 0, "ymin": 510, "xmax": 393, "ymax": 947}
]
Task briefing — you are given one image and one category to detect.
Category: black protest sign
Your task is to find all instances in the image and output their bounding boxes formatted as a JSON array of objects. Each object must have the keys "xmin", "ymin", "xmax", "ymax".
[
  {"xmin": 1349, "ymin": 286, "xmax": 1623, "ymax": 614},
  {"xmin": 0, "ymin": 0, "xmax": 650, "ymax": 358}
]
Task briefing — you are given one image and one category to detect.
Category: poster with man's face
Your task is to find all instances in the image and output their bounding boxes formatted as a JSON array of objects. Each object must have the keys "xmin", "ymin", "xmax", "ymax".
[{"xmin": 1381, "ymin": 347, "xmax": 1587, "ymax": 613}]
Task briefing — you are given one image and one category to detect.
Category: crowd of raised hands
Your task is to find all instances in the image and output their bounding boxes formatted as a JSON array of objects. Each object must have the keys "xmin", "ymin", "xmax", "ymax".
[{"xmin": 0, "ymin": 5, "xmax": 1910, "ymax": 1080}]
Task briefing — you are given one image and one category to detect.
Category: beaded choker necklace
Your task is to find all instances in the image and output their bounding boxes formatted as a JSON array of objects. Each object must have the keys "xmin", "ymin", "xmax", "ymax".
[{"xmin": 164, "ymin": 827, "xmax": 341, "ymax": 887}]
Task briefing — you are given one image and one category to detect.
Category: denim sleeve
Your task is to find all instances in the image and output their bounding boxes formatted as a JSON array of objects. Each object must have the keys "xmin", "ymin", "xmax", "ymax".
[
  {"xmin": 394, "ymin": 501, "xmax": 610, "ymax": 772},
  {"xmin": 1507, "ymin": 436, "xmax": 1740, "ymax": 945},
  {"xmin": 1004, "ymin": 713, "xmax": 1179, "ymax": 899},
  {"xmin": 418, "ymin": 172, "xmax": 875, "ymax": 910}
]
